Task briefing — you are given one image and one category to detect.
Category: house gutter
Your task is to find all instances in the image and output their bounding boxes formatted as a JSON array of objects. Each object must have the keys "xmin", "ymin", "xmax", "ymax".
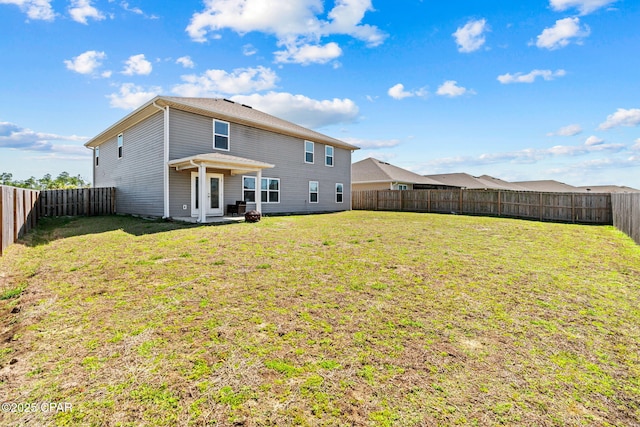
[{"xmin": 152, "ymin": 101, "xmax": 170, "ymax": 218}]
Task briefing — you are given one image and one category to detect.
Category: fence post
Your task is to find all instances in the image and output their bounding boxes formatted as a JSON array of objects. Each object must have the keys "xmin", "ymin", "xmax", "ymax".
[
  {"xmin": 571, "ymin": 193, "xmax": 575, "ymax": 223},
  {"xmin": 428, "ymin": 190, "xmax": 431, "ymax": 213},
  {"xmin": 459, "ymin": 189, "xmax": 463, "ymax": 214}
]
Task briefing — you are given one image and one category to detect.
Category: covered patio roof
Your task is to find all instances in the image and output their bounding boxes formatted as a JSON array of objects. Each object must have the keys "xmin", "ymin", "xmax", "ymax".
[{"xmin": 168, "ymin": 152, "xmax": 274, "ymax": 175}]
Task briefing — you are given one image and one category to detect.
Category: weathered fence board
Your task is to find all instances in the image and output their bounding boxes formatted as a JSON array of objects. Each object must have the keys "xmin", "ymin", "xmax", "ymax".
[
  {"xmin": 352, "ymin": 189, "xmax": 613, "ymax": 225},
  {"xmin": 1, "ymin": 186, "xmax": 116, "ymax": 256},
  {"xmin": 612, "ymin": 193, "xmax": 640, "ymax": 245}
]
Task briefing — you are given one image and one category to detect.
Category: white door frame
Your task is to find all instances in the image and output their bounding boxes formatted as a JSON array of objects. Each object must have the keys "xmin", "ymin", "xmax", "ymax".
[{"xmin": 191, "ymin": 171, "xmax": 224, "ymax": 218}]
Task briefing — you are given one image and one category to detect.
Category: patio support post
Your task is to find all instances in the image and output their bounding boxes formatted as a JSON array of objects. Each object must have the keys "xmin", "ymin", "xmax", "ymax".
[
  {"xmin": 198, "ymin": 164, "xmax": 207, "ymax": 223},
  {"xmin": 256, "ymin": 169, "xmax": 263, "ymax": 213}
]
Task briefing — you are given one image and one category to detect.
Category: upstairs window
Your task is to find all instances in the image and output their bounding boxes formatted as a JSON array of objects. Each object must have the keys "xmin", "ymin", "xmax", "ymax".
[
  {"xmin": 214, "ymin": 120, "xmax": 230, "ymax": 151},
  {"xmin": 95, "ymin": 147, "xmax": 100, "ymax": 166},
  {"xmin": 336, "ymin": 183, "xmax": 344, "ymax": 203},
  {"xmin": 325, "ymin": 146, "xmax": 334, "ymax": 167},
  {"xmin": 305, "ymin": 141, "xmax": 314, "ymax": 164},
  {"xmin": 309, "ymin": 181, "xmax": 319, "ymax": 203},
  {"xmin": 117, "ymin": 133, "xmax": 123, "ymax": 158}
]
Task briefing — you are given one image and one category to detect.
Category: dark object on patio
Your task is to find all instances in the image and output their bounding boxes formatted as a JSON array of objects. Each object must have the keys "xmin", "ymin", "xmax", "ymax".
[
  {"xmin": 245, "ymin": 210, "xmax": 261, "ymax": 223},
  {"xmin": 227, "ymin": 200, "xmax": 247, "ymax": 216}
]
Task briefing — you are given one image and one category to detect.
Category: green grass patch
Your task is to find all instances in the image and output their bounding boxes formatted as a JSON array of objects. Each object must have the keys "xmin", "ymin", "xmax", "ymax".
[{"xmin": 0, "ymin": 212, "xmax": 638, "ymax": 426}]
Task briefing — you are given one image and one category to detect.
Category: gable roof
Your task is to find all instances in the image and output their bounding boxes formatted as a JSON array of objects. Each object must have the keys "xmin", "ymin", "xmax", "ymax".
[
  {"xmin": 422, "ymin": 173, "xmax": 503, "ymax": 189},
  {"xmin": 352, "ymin": 157, "xmax": 453, "ymax": 186},
  {"xmin": 85, "ymin": 96, "xmax": 359, "ymax": 151},
  {"xmin": 512, "ymin": 180, "xmax": 587, "ymax": 193}
]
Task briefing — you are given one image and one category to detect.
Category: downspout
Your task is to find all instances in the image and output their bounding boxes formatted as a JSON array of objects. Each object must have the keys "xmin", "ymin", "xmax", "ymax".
[
  {"xmin": 152, "ymin": 101, "xmax": 170, "ymax": 218},
  {"xmin": 92, "ymin": 147, "xmax": 96, "ymax": 188}
]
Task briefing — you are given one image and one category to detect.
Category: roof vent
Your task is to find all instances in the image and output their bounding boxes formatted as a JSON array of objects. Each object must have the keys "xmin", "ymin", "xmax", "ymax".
[
  {"xmin": 241, "ymin": 104, "xmax": 253, "ymax": 109},
  {"xmin": 222, "ymin": 98, "xmax": 235, "ymax": 104}
]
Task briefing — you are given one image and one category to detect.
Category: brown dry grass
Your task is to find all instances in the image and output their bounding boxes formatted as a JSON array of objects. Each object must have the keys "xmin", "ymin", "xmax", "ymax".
[{"xmin": 0, "ymin": 211, "xmax": 639, "ymax": 426}]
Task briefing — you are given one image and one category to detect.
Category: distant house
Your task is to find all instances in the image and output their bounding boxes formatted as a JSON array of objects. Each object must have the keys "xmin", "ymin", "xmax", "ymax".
[
  {"xmin": 578, "ymin": 185, "xmax": 640, "ymax": 193},
  {"xmin": 512, "ymin": 180, "xmax": 587, "ymax": 193},
  {"xmin": 422, "ymin": 173, "xmax": 527, "ymax": 190},
  {"xmin": 352, "ymin": 157, "xmax": 457, "ymax": 191},
  {"xmin": 84, "ymin": 96, "xmax": 359, "ymax": 222}
]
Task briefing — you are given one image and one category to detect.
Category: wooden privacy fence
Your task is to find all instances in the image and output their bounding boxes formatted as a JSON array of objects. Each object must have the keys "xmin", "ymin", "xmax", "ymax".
[
  {"xmin": 0, "ymin": 186, "xmax": 115, "ymax": 256},
  {"xmin": 352, "ymin": 189, "xmax": 613, "ymax": 224},
  {"xmin": 611, "ymin": 193, "xmax": 640, "ymax": 245}
]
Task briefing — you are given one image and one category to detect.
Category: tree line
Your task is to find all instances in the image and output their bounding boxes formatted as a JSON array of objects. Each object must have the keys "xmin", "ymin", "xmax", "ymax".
[{"xmin": 0, "ymin": 172, "xmax": 90, "ymax": 190}]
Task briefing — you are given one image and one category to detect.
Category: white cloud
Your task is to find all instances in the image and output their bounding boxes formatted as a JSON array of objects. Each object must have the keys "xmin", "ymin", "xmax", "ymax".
[
  {"xmin": 549, "ymin": 0, "xmax": 618, "ymax": 15},
  {"xmin": 68, "ymin": 0, "xmax": 105, "ymax": 24},
  {"xmin": 598, "ymin": 108, "xmax": 640, "ymax": 130},
  {"xmin": 341, "ymin": 137, "xmax": 400, "ymax": 149},
  {"xmin": 535, "ymin": 17, "xmax": 590, "ymax": 50},
  {"xmin": 243, "ymin": 44, "xmax": 257, "ymax": 56},
  {"xmin": 230, "ymin": 92, "xmax": 359, "ymax": 129},
  {"xmin": 64, "ymin": 50, "xmax": 106, "ymax": 75},
  {"xmin": 436, "ymin": 80, "xmax": 474, "ymax": 97},
  {"xmin": 274, "ymin": 42, "xmax": 342, "ymax": 65},
  {"xmin": 418, "ymin": 140, "xmax": 626, "ymax": 171},
  {"xmin": 388, "ymin": 84, "xmax": 412, "ymax": 100},
  {"xmin": 172, "ymin": 66, "xmax": 278, "ymax": 97},
  {"xmin": 122, "ymin": 54, "xmax": 152, "ymax": 76},
  {"xmin": 452, "ymin": 19, "xmax": 488, "ymax": 53},
  {"xmin": 585, "ymin": 136, "xmax": 604, "ymax": 146},
  {"xmin": 120, "ymin": 1, "xmax": 158, "ymax": 19},
  {"xmin": 107, "ymin": 83, "xmax": 160, "ymax": 110},
  {"xmin": 498, "ymin": 69, "xmax": 566, "ymax": 84},
  {"xmin": 0, "ymin": 121, "xmax": 88, "ymax": 152},
  {"xmin": 185, "ymin": 0, "xmax": 386, "ymax": 65},
  {"xmin": 176, "ymin": 56, "xmax": 195, "ymax": 69},
  {"xmin": 0, "ymin": 0, "xmax": 55, "ymax": 21},
  {"xmin": 631, "ymin": 139, "xmax": 640, "ymax": 151},
  {"xmin": 387, "ymin": 83, "xmax": 427, "ymax": 100},
  {"xmin": 547, "ymin": 124, "xmax": 583, "ymax": 136}
]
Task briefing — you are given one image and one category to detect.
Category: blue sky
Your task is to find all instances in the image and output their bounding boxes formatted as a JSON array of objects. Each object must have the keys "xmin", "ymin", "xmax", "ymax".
[{"xmin": 1, "ymin": 0, "xmax": 639, "ymax": 188}]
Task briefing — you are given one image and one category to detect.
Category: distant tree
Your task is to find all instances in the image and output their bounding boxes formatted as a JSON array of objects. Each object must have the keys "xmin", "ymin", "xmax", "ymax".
[{"xmin": 0, "ymin": 172, "xmax": 90, "ymax": 190}]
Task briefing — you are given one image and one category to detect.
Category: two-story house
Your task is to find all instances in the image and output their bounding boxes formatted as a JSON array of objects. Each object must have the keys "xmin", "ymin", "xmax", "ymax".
[{"xmin": 84, "ymin": 96, "xmax": 358, "ymax": 222}]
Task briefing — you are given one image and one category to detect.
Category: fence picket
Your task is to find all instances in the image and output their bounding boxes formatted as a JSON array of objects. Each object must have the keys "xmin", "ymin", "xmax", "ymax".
[
  {"xmin": 352, "ymin": 189, "xmax": 613, "ymax": 225},
  {"xmin": 0, "ymin": 186, "xmax": 116, "ymax": 256}
]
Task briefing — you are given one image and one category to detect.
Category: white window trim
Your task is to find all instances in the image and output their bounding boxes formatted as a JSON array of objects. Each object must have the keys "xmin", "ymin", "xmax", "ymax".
[
  {"xmin": 261, "ymin": 177, "xmax": 280, "ymax": 204},
  {"xmin": 242, "ymin": 176, "xmax": 257, "ymax": 203},
  {"xmin": 95, "ymin": 147, "xmax": 100, "ymax": 167},
  {"xmin": 309, "ymin": 181, "xmax": 319, "ymax": 204},
  {"xmin": 117, "ymin": 133, "xmax": 123, "ymax": 159},
  {"xmin": 325, "ymin": 145, "xmax": 334, "ymax": 167},
  {"xmin": 398, "ymin": 184, "xmax": 409, "ymax": 190},
  {"xmin": 243, "ymin": 176, "xmax": 280, "ymax": 204},
  {"xmin": 304, "ymin": 140, "xmax": 314, "ymax": 164},
  {"xmin": 336, "ymin": 183, "xmax": 344, "ymax": 203},
  {"xmin": 213, "ymin": 119, "xmax": 230, "ymax": 151}
]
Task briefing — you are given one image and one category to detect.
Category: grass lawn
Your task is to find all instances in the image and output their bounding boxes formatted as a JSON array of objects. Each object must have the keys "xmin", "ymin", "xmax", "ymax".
[{"xmin": 0, "ymin": 211, "xmax": 639, "ymax": 426}]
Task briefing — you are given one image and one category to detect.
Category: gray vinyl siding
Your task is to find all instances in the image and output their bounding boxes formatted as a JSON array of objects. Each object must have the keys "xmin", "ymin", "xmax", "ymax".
[
  {"xmin": 168, "ymin": 109, "xmax": 352, "ymax": 216},
  {"xmin": 94, "ymin": 111, "xmax": 164, "ymax": 216}
]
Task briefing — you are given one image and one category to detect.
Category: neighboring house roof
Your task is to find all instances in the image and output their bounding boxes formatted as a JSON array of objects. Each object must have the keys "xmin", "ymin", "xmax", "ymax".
[
  {"xmin": 475, "ymin": 175, "xmax": 531, "ymax": 191},
  {"xmin": 512, "ymin": 180, "xmax": 587, "ymax": 193},
  {"xmin": 578, "ymin": 185, "xmax": 640, "ymax": 193},
  {"xmin": 422, "ymin": 173, "xmax": 501, "ymax": 189},
  {"xmin": 85, "ymin": 96, "xmax": 359, "ymax": 151},
  {"xmin": 352, "ymin": 157, "xmax": 454, "ymax": 186}
]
